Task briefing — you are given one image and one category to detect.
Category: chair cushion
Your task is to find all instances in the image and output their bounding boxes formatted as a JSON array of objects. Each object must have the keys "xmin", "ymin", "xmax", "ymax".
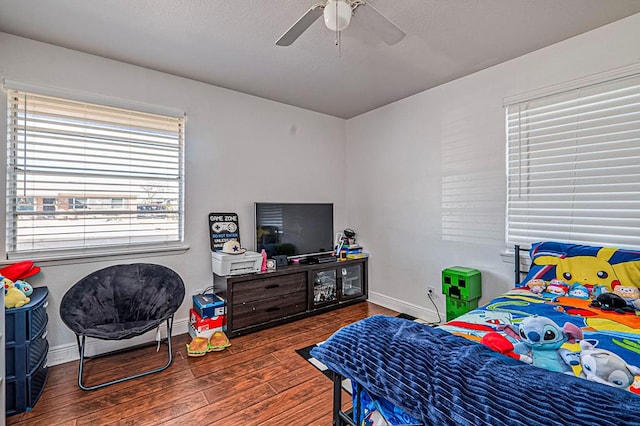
[{"xmin": 60, "ymin": 263, "xmax": 185, "ymax": 340}]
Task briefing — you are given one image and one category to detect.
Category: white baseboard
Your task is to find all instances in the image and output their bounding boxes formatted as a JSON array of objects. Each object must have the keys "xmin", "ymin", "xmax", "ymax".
[
  {"xmin": 367, "ymin": 291, "xmax": 443, "ymax": 324},
  {"xmin": 47, "ymin": 317, "xmax": 190, "ymax": 367}
]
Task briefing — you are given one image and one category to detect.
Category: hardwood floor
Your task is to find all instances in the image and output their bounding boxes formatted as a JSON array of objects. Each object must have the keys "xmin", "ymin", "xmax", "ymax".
[{"xmin": 7, "ymin": 302, "xmax": 397, "ymax": 426}]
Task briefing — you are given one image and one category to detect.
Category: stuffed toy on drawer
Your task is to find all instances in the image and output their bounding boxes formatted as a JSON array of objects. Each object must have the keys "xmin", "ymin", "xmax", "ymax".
[{"xmin": 3, "ymin": 277, "xmax": 30, "ymax": 309}]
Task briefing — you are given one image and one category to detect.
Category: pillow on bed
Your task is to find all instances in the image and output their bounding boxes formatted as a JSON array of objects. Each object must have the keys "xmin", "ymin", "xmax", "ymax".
[{"xmin": 519, "ymin": 241, "xmax": 640, "ymax": 292}]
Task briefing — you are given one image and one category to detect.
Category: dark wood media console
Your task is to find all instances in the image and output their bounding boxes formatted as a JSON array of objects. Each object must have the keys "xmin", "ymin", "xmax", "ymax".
[{"xmin": 213, "ymin": 257, "xmax": 368, "ymax": 337}]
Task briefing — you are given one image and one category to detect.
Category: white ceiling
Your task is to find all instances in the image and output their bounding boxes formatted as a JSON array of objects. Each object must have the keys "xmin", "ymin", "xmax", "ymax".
[{"xmin": 1, "ymin": 0, "xmax": 640, "ymax": 119}]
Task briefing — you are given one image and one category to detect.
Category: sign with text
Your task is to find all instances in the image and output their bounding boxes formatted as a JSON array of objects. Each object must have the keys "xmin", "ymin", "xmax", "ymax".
[{"xmin": 209, "ymin": 212, "xmax": 241, "ymax": 252}]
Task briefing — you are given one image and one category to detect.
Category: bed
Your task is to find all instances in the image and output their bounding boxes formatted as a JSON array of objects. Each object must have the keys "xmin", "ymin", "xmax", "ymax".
[{"xmin": 311, "ymin": 241, "xmax": 640, "ymax": 426}]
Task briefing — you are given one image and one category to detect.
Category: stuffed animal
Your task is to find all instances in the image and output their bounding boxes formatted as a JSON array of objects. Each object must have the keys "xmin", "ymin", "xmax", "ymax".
[
  {"xmin": 3, "ymin": 277, "xmax": 30, "ymax": 308},
  {"xmin": 568, "ymin": 283, "xmax": 590, "ymax": 299},
  {"xmin": 504, "ymin": 315, "xmax": 582, "ymax": 374},
  {"xmin": 542, "ymin": 279, "xmax": 569, "ymax": 299},
  {"xmin": 579, "ymin": 340, "xmax": 640, "ymax": 388},
  {"xmin": 13, "ymin": 280, "xmax": 33, "ymax": 297},
  {"xmin": 613, "ymin": 284, "xmax": 640, "ymax": 300},
  {"xmin": 526, "ymin": 279, "xmax": 546, "ymax": 294},
  {"xmin": 0, "ymin": 261, "xmax": 39, "ymax": 309},
  {"xmin": 590, "ymin": 292, "xmax": 636, "ymax": 314},
  {"xmin": 611, "ymin": 284, "xmax": 640, "ymax": 313}
]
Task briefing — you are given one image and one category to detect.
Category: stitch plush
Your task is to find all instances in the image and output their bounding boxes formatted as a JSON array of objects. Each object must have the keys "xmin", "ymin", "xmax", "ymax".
[
  {"xmin": 504, "ymin": 315, "xmax": 582, "ymax": 374},
  {"xmin": 579, "ymin": 340, "xmax": 640, "ymax": 388}
]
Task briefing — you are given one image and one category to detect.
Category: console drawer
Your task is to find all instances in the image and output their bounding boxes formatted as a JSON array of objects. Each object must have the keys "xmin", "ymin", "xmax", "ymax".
[
  {"xmin": 232, "ymin": 291, "xmax": 306, "ymax": 330},
  {"xmin": 232, "ymin": 272, "xmax": 306, "ymax": 304}
]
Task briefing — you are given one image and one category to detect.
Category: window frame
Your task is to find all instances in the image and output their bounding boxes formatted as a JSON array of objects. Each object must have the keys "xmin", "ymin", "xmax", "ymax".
[
  {"xmin": 4, "ymin": 82, "xmax": 187, "ymax": 261},
  {"xmin": 504, "ymin": 66, "xmax": 640, "ymax": 251}
]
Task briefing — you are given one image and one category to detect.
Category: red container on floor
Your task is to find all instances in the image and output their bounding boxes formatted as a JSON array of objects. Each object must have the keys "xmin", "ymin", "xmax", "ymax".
[{"xmin": 189, "ymin": 308, "xmax": 226, "ymax": 333}]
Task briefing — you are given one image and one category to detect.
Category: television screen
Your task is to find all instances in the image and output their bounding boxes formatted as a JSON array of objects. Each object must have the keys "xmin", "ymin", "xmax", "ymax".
[{"xmin": 255, "ymin": 202, "xmax": 334, "ymax": 258}]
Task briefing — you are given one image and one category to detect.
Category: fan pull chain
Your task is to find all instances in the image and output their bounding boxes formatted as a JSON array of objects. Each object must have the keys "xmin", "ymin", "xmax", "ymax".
[
  {"xmin": 336, "ymin": 3, "xmax": 340, "ymax": 52},
  {"xmin": 335, "ymin": 30, "xmax": 343, "ymax": 56},
  {"xmin": 334, "ymin": 3, "xmax": 342, "ymax": 57}
]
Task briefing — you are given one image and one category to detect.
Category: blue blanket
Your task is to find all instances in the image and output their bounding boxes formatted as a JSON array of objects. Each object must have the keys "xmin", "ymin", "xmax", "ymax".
[{"xmin": 311, "ymin": 315, "xmax": 640, "ymax": 426}]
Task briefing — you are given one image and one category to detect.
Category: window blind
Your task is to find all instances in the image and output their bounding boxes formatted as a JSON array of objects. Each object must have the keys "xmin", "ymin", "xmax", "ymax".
[
  {"xmin": 506, "ymin": 73, "xmax": 640, "ymax": 250},
  {"xmin": 6, "ymin": 90, "xmax": 185, "ymax": 259}
]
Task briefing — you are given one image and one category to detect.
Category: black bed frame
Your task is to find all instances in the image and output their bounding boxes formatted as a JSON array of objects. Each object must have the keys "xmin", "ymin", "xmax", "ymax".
[
  {"xmin": 332, "ymin": 371, "xmax": 358, "ymax": 426},
  {"xmin": 514, "ymin": 244, "xmax": 529, "ymax": 285},
  {"xmin": 330, "ymin": 245, "xmax": 529, "ymax": 426}
]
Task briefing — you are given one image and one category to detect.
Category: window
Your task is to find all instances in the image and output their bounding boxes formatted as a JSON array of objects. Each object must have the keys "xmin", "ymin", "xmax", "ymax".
[
  {"xmin": 16, "ymin": 197, "xmax": 34, "ymax": 212},
  {"xmin": 6, "ymin": 88, "xmax": 185, "ymax": 259},
  {"xmin": 506, "ymin": 72, "xmax": 640, "ymax": 250},
  {"xmin": 68, "ymin": 197, "xmax": 88, "ymax": 210}
]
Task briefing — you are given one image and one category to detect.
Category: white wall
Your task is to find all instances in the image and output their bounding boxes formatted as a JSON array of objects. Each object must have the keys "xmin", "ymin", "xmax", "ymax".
[
  {"xmin": 0, "ymin": 33, "xmax": 348, "ymax": 364},
  {"xmin": 347, "ymin": 13, "xmax": 640, "ymax": 320}
]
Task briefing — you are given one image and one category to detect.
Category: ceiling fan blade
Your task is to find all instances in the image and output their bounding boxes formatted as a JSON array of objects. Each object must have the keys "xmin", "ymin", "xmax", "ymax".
[
  {"xmin": 357, "ymin": 1, "xmax": 405, "ymax": 46},
  {"xmin": 276, "ymin": 4, "xmax": 325, "ymax": 46}
]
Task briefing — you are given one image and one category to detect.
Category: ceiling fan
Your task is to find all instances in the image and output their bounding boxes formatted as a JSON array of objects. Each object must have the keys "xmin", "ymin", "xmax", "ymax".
[{"xmin": 276, "ymin": 0, "xmax": 405, "ymax": 47}]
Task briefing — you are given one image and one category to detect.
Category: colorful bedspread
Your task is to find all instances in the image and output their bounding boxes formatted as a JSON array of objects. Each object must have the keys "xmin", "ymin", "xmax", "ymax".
[
  {"xmin": 439, "ymin": 286, "xmax": 640, "ymax": 392},
  {"xmin": 440, "ymin": 241, "xmax": 640, "ymax": 393}
]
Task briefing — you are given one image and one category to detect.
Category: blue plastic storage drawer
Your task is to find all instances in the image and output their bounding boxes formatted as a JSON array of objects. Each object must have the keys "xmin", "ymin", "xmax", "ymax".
[
  {"xmin": 5, "ymin": 287, "xmax": 49, "ymax": 345},
  {"xmin": 5, "ymin": 356, "xmax": 48, "ymax": 416},
  {"xmin": 5, "ymin": 329, "xmax": 49, "ymax": 379}
]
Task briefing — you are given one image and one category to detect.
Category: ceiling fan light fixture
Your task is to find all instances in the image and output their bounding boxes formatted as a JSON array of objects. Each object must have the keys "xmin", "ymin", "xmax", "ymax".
[{"xmin": 323, "ymin": 0, "xmax": 352, "ymax": 32}]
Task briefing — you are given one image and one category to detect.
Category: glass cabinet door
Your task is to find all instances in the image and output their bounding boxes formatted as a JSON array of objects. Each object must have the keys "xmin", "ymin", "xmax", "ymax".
[
  {"xmin": 340, "ymin": 264, "xmax": 363, "ymax": 299},
  {"xmin": 313, "ymin": 269, "xmax": 337, "ymax": 306}
]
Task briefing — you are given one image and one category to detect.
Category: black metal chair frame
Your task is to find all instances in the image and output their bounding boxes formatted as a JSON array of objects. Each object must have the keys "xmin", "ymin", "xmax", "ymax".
[{"xmin": 74, "ymin": 316, "xmax": 176, "ymax": 391}]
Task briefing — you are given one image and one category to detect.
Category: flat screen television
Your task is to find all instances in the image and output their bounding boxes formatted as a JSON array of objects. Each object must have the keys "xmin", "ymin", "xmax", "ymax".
[{"xmin": 255, "ymin": 202, "xmax": 334, "ymax": 259}]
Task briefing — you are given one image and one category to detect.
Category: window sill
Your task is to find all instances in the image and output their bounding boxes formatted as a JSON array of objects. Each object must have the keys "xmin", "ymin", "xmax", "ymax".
[
  {"xmin": 3, "ymin": 244, "xmax": 190, "ymax": 267},
  {"xmin": 500, "ymin": 250, "xmax": 515, "ymax": 264}
]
